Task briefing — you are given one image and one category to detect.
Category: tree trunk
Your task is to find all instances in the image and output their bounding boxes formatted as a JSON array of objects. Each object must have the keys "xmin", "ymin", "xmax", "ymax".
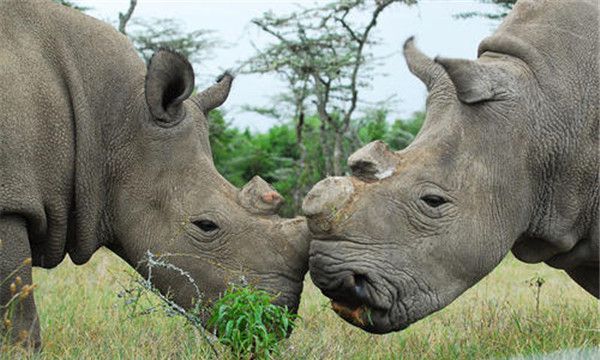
[
  {"xmin": 319, "ymin": 122, "xmax": 333, "ymax": 176},
  {"xmin": 332, "ymin": 131, "xmax": 344, "ymax": 176},
  {"xmin": 292, "ymin": 141, "xmax": 307, "ymax": 214},
  {"xmin": 292, "ymin": 113, "xmax": 308, "ymax": 214}
]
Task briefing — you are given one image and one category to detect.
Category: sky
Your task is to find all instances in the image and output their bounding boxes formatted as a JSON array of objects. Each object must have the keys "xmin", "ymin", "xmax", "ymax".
[{"xmin": 79, "ymin": 0, "xmax": 501, "ymax": 132}]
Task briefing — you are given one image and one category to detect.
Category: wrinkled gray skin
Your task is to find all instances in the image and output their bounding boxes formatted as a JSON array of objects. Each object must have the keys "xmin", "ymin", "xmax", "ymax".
[
  {"xmin": 0, "ymin": 0, "xmax": 308, "ymax": 348},
  {"xmin": 304, "ymin": 0, "xmax": 598, "ymax": 334}
]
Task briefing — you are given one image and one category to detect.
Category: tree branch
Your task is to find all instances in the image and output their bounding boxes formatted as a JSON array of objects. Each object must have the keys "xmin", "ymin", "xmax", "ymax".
[
  {"xmin": 118, "ymin": 0, "xmax": 137, "ymax": 35},
  {"xmin": 342, "ymin": 0, "xmax": 396, "ymax": 132}
]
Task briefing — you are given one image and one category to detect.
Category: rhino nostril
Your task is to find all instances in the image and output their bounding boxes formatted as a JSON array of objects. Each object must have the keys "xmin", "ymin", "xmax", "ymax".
[
  {"xmin": 332, "ymin": 273, "xmax": 370, "ymax": 306},
  {"xmin": 353, "ymin": 274, "xmax": 368, "ymax": 300}
]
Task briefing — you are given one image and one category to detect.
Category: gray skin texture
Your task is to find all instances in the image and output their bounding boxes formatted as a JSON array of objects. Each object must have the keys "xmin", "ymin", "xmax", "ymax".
[
  {"xmin": 303, "ymin": 0, "xmax": 598, "ymax": 334},
  {"xmin": 0, "ymin": 0, "xmax": 309, "ymax": 348}
]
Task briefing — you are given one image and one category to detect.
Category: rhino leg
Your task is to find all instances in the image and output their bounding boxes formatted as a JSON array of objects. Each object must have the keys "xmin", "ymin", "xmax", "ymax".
[
  {"xmin": 0, "ymin": 216, "xmax": 41, "ymax": 350},
  {"xmin": 565, "ymin": 266, "xmax": 599, "ymax": 298}
]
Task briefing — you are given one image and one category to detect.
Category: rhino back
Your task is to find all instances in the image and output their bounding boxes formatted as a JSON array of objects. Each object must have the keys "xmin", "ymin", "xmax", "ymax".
[
  {"xmin": 0, "ymin": 0, "xmax": 144, "ymax": 267},
  {"xmin": 479, "ymin": 0, "xmax": 598, "ymax": 112}
]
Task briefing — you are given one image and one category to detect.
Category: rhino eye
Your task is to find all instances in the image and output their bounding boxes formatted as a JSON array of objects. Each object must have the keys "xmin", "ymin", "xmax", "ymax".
[
  {"xmin": 193, "ymin": 219, "xmax": 220, "ymax": 233},
  {"xmin": 421, "ymin": 195, "xmax": 448, "ymax": 208}
]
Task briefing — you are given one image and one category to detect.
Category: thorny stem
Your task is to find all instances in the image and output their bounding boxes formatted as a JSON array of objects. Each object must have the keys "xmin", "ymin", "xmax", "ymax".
[{"xmin": 132, "ymin": 251, "xmax": 220, "ymax": 358}]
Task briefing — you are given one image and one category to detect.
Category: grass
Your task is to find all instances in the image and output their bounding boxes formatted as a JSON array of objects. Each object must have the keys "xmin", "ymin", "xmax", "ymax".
[{"xmin": 1, "ymin": 249, "xmax": 598, "ymax": 359}]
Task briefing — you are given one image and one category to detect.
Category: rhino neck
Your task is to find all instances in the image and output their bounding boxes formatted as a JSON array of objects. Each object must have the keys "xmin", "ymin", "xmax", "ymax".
[
  {"xmin": 52, "ymin": 6, "xmax": 147, "ymax": 264},
  {"xmin": 488, "ymin": 1, "xmax": 600, "ymax": 267}
]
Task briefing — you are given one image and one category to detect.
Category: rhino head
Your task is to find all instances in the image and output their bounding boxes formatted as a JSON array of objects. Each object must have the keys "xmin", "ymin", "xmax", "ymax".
[
  {"xmin": 303, "ymin": 36, "xmax": 598, "ymax": 333},
  {"xmin": 106, "ymin": 50, "xmax": 309, "ymax": 320}
]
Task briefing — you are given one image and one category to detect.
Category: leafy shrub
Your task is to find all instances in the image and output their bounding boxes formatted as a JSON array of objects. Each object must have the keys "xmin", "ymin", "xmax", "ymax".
[{"xmin": 208, "ymin": 284, "xmax": 297, "ymax": 359}]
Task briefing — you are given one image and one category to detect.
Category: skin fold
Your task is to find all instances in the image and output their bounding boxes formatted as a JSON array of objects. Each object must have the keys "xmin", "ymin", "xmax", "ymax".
[
  {"xmin": 0, "ymin": 0, "xmax": 309, "ymax": 348},
  {"xmin": 303, "ymin": 0, "xmax": 598, "ymax": 334}
]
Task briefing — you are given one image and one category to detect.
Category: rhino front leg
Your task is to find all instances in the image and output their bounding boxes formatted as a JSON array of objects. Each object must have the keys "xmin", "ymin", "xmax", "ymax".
[{"xmin": 0, "ymin": 216, "xmax": 41, "ymax": 350}]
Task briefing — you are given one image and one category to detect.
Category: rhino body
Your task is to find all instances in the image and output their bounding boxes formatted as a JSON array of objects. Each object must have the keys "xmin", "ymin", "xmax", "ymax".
[
  {"xmin": 303, "ymin": 0, "xmax": 598, "ymax": 333},
  {"xmin": 0, "ymin": 0, "xmax": 308, "ymax": 347}
]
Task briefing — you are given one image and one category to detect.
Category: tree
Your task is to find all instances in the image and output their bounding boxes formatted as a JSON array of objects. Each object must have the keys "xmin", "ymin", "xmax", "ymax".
[
  {"xmin": 455, "ymin": 0, "xmax": 517, "ymax": 20},
  {"xmin": 127, "ymin": 18, "xmax": 217, "ymax": 64},
  {"xmin": 245, "ymin": 0, "xmax": 416, "ymax": 177},
  {"xmin": 53, "ymin": 0, "xmax": 90, "ymax": 12}
]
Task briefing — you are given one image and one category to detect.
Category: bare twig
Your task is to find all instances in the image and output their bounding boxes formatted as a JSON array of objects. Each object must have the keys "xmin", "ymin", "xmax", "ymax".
[{"xmin": 118, "ymin": 0, "xmax": 137, "ymax": 35}]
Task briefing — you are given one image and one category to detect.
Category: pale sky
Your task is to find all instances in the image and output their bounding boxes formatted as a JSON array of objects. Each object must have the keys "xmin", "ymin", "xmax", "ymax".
[{"xmin": 79, "ymin": 0, "xmax": 500, "ymax": 132}]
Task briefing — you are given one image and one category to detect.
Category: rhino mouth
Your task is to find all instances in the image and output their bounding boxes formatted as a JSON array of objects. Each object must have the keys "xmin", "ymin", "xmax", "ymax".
[
  {"xmin": 309, "ymin": 240, "xmax": 417, "ymax": 334},
  {"xmin": 331, "ymin": 300, "xmax": 371, "ymax": 326},
  {"xmin": 328, "ymin": 289, "xmax": 404, "ymax": 334}
]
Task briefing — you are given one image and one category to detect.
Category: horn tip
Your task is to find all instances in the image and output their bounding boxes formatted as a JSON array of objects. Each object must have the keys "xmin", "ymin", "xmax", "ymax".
[
  {"xmin": 403, "ymin": 36, "xmax": 416, "ymax": 50},
  {"xmin": 216, "ymin": 71, "xmax": 235, "ymax": 83}
]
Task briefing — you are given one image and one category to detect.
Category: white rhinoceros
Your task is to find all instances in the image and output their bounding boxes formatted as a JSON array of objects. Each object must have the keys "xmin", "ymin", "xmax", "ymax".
[
  {"xmin": 0, "ymin": 0, "xmax": 309, "ymax": 347},
  {"xmin": 303, "ymin": 0, "xmax": 598, "ymax": 333}
]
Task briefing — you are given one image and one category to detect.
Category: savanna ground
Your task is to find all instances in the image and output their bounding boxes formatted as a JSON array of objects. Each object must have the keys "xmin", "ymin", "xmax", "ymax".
[{"xmin": 2, "ymin": 249, "xmax": 598, "ymax": 359}]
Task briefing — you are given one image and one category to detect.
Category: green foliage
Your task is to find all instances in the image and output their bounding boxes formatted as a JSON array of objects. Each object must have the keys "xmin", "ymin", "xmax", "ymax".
[
  {"xmin": 358, "ymin": 108, "xmax": 389, "ymax": 144},
  {"xmin": 208, "ymin": 284, "xmax": 297, "ymax": 359},
  {"xmin": 386, "ymin": 111, "xmax": 425, "ymax": 150},
  {"xmin": 208, "ymin": 109, "xmax": 424, "ymax": 216}
]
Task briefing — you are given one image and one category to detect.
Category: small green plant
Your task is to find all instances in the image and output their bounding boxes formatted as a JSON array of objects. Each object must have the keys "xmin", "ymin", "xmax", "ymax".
[{"xmin": 208, "ymin": 284, "xmax": 298, "ymax": 359}]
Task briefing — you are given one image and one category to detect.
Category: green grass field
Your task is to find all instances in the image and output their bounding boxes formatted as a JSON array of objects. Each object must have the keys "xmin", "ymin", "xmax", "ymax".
[{"xmin": 2, "ymin": 249, "xmax": 598, "ymax": 359}]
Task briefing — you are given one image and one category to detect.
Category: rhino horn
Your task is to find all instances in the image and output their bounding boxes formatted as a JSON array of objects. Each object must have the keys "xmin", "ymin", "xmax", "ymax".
[
  {"xmin": 403, "ymin": 36, "xmax": 449, "ymax": 92},
  {"xmin": 434, "ymin": 57, "xmax": 509, "ymax": 104},
  {"xmin": 348, "ymin": 141, "xmax": 397, "ymax": 181},
  {"xmin": 194, "ymin": 72, "xmax": 234, "ymax": 113},
  {"xmin": 238, "ymin": 176, "xmax": 283, "ymax": 214}
]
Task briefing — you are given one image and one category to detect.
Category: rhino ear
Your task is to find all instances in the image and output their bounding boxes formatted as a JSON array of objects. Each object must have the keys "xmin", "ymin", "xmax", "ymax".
[
  {"xmin": 145, "ymin": 49, "xmax": 195, "ymax": 125},
  {"xmin": 238, "ymin": 176, "xmax": 283, "ymax": 215},
  {"xmin": 434, "ymin": 57, "xmax": 509, "ymax": 104},
  {"xmin": 194, "ymin": 72, "xmax": 234, "ymax": 114}
]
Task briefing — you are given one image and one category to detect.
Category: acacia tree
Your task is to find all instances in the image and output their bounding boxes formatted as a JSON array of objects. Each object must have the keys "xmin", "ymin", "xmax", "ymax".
[
  {"xmin": 53, "ymin": 0, "xmax": 90, "ymax": 12},
  {"xmin": 113, "ymin": 0, "xmax": 217, "ymax": 65},
  {"xmin": 245, "ymin": 0, "xmax": 416, "ymax": 177},
  {"xmin": 127, "ymin": 18, "xmax": 217, "ymax": 64},
  {"xmin": 455, "ymin": 0, "xmax": 517, "ymax": 20}
]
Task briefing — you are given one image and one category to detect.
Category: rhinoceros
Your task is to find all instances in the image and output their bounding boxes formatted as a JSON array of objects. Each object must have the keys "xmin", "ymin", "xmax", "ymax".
[
  {"xmin": 0, "ymin": 0, "xmax": 308, "ymax": 347},
  {"xmin": 303, "ymin": 0, "xmax": 598, "ymax": 334}
]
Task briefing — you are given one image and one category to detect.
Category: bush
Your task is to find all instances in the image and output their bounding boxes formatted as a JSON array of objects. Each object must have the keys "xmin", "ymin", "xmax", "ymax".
[{"xmin": 208, "ymin": 284, "xmax": 297, "ymax": 359}]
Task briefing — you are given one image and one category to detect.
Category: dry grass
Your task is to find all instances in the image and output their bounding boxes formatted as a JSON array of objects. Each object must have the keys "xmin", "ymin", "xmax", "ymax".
[{"xmin": 1, "ymin": 249, "xmax": 598, "ymax": 359}]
